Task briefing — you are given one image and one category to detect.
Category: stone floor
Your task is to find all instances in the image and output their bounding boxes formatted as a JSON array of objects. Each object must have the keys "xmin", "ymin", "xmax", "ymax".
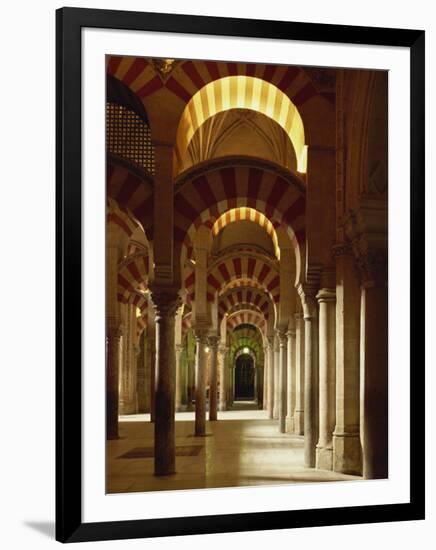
[{"xmin": 107, "ymin": 407, "xmax": 360, "ymax": 494}]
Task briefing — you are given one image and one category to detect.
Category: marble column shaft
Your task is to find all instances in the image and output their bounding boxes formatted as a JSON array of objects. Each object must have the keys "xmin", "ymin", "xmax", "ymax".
[
  {"xmin": 106, "ymin": 325, "xmax": 122, "ymax": 439},
  {"xmin": 278, "ymin": 331, "xmax": 288, "ymax": 433},
  {"xmin": 150, "ymin": 289, "xmax": 180, "ymax": 476},
  {"xmin": 303, "ymin": 294, "xmax": 319, "ymax": 468},
  {"xmin": 294, "ymin": 313, "xmax": 305, "ymax": 435},
  {"xmin": 194, "ymin": 330, "xmax": 208, "ymax": 436},
  {"xmin": 263, "ymin": 345, "xmax": 269, "ymax": 410},
  {"xmin": 316, "ymin": 289, "xmax": 336, "ymax": 470},
  {"xmin": 208, "ymin": 337, "xmax": 219, "ymax": 421},
  {"xmin": 218, "ymin": 346, "xmax": 228, "ymax": 411},
  {"xmin": 267, "ymin": 338, "xmax": 275, "ymax": 419},
  {"xmin": 361, "ymin": 282, "xmax": 388, "ymax": 479},
  {"xmin": 175, "ymin": 344, "xmax": 183, "ymax": 412},
  {"xmin": 286, "ymin": 329, "xmax": 296, "ymax": 433},
  {"xmin": 273, "ymin": 338, "xmax": 280, "ymax": 420},
  {"xmin": 333, "ymin": 248, "xmax": 362, "ymax": 475}
]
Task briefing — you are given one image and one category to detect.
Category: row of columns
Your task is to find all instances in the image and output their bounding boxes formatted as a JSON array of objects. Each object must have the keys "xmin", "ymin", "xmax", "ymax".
[
  {"xmin": 262, "ymin": 263, "xmax": 385, "ymax": 480},
  {"xmin": 107, "ymin": 250, "xmax": 386, "ymax": 479}
]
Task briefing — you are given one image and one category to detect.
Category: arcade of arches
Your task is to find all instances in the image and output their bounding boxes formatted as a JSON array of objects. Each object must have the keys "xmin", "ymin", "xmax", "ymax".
[{"xmin": 106, "ymin": 56, "xmax": 388, "ymax": 492}]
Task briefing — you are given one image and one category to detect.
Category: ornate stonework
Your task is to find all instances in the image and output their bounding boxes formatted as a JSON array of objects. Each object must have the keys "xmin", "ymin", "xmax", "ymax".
[{"xmin": 151, "ymin": 58, "xmax": 179, "ymax": 81}]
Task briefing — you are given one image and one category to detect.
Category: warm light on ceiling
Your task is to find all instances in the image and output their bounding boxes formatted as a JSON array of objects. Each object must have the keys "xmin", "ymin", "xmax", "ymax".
[
  {"xmin": 205, "ymin": 346, "xmax": 210, "ymax": 353},
  {"xmin": 176, "ymin": 75, "xmax": 307, "ymax": 174},
  {"xmin": 211, "ymin": 207, "xmax": 280, "ymax": 259},
  {"xmin": 243, "ymin": 347, "xmax": 250, "ymax": 354}
]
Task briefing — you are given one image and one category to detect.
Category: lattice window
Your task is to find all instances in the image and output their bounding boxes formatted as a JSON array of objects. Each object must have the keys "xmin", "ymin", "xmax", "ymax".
[{"xmin": 106, "ymin": 102, "xmax": 155, "ymax": 174}]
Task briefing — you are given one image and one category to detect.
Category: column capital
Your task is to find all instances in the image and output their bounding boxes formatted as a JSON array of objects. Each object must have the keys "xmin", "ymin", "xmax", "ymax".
[
  {"xmin": 332, "ymin": 241, "xmax": 354, "ymax": 258},
  {"xmin": 286, "ymin": 328, "xmax": 296, "ymax": 339},
  {"xmin": 149, "ymin": 286, "xmax": 182, "ymax": 319},
  {"xmin": 218, "ymin": 344, "xmax": 228, "ymax": 355},
  {"xmin": 316, "ymin": 288, "xmax": 336, "ymax": 303},
  {"xmin": 208, "ymin": 335, "xmax": 220, "ymax": 350},
  {"xmin": 175, "ymin": 343, "xmax": 183, "ymax": 354},
  {"xmin": 294, "ymin": 312, "xmax": 304, "ymax": 321},
  {"xmin": 267, "ymin": 335, "xmax": 275, "ymax": 348},
  {"xmin": 193, "ymin": 327, "xmax": 209, "ymax": 344},
  {"xmin": 276, "ymin": 329, "xmax": 288, "ymax": 346},
  {"xmin": 297, "ymin": 285, "xmax": 318, "ymax": 320},
  {"xmin": 107, "ymin": 323, "xmax": 123, "ymax": 339}
]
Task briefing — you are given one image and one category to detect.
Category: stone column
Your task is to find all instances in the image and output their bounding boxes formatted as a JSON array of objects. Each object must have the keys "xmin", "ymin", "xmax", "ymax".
[
  {"xmin": 263, "ymin": 345, "xmax": 269, "ymax": 410},
  {"xmin": 218, "ymin": 345, "xmax": 228, "ymax": 411},
  {"xmin": 286, "ymin": 328, "xmax": 296, "ymax": 433},
  {"xmin": 175, "ymin": 344, "xmax": 183, "ymax": 412},
  {"xmin": 346, "ymin": 200, "xmax": 388, "ymax": 480},
  {"xmin": 106, "ymin": 324, "xmax": 122, "ymax": 439},
  {"xmin": 361, "ymin": 280, "xmax": 388, "ymax": 479},
  {"xmin": 267, "ymin": 337, "xmax": 275, "ymax": 419},
  {"xmin": 194, "ymin": 329, "xmax": 208, "ymax": 436},
  {"xmin": 273, "ymin": 337, "xmax": 280, "ymax": 420},
  {"xmin": 299, "ymin": 285, "xmax": 319, "ymax": 468},
  {"xmin": 186, "ymin": 355, "xmax": 195, "ymax": 411},
  {"xmin": 333, "ymin": 245, "xmax": 362, "ymax": 475},
  {"xmin": 150, "ymin": 288, "xmax": 180, "ymax": 476},
  {"xmin": 316, "ymin": 288, "xmax": 336, "ymax": 470},
  {"xmin": 119, "ymin": 302, "xmax": 137, "ymax": 415},
  {"xmin": 208, "ymin": 336, "xmax": 219, "ymax": 421},
  {"xmin": 278, "ymin": 331, "xmax": 288, "ymax": 433},
  {"xmin": 294, "ymin": 313, "xmax": 305, "ymax": 434},
  {"xmin": 149, "ymin": 340, "xmax": 156, "ymax": 422},
  {"xmin": 136, "ymin": 332, "xmax": 147, "ymax": 413}
]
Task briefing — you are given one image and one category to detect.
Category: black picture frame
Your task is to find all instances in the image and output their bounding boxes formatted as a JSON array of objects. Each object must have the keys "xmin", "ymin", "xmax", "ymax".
[{"xmin": 56, "ymin": 7, "xmax": 425, "ymax": 543}]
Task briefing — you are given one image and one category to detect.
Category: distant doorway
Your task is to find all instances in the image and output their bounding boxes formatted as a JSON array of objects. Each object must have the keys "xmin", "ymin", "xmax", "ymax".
[{"xmin": 234, "ymin": 354, "xmax": 255, "ymax": 400}]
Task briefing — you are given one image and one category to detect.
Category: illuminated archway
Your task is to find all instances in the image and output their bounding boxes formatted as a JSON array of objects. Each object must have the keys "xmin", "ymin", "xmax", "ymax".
[
  {"xmin": 176, "ymin": 76, "xmax": 307, "ymax": 174},
  {"xmin": 212, "ymin": 207, "xmax": 280, "ymax": 259}
]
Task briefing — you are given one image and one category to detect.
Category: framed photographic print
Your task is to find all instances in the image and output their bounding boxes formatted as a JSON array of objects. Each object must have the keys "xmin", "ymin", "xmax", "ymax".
[{"xmin": 56, "ymin": 6, "xmax": 425, "ymax": 543}]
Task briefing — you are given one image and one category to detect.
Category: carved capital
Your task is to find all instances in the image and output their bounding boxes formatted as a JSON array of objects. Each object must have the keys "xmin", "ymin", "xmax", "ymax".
[
  {"xmin": 218, "ymin": 344, "xmax": 228, "ymax": 356},
  {"xmin": 149, "ymin": 286, "xmax": 182, "ymax": 320},
  {"xmin": 107, "ymin": 324, "xmax": 123, "ymax": 339},
  {"xmin": 194, "ymin": 327, "xmax": 209, "ymax": 344},
  {"xmin": 344, "ymin": 199, "xmax": 388, "ymax": 287},
  {"xmin": 208, "ymin": 335, "xmax": 220, "ymax": 350},
  {"xmin": 276, "ymin": 329, "xmax": 288, "ymax": 346},
  {"xmin": 297, "ymin": 284, "xmax": 318, "ymax": 320},
  {"xmin": 286, "ymin": 329, "xmax": 296, "ymax": 339},
  {"xmin": 316, "ymin": 288, "xmax": 336, "ymax": 303},
  {"xmin": 332, "ymin": 242, "xmax": 353, "ymax": 258}
]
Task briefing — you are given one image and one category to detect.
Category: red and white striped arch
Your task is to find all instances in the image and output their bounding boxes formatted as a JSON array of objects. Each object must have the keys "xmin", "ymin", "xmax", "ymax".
[
  {"xmin": 219, "ymin": 287, "xmax": 271, "ymax": 322},
  {"xmin": 106, "ymin": 56, "xmax": 328, "ymax": 115},
  {"xmin": 174, "ymin": 163, "xmax": 305, "ymax": 273},
  {"xmin": 117, "ymin": 253, "xmax": 150, "ymax": 304},
  {"xmin": 212, "ymin": 207, "xmax": 280, "ymax": 258},
  {"xmin": 130, "ymin": 291, "xmax": 149, "ymax": 338},
  {"xmin": 207, "ymin": 255, "xmax": 279, "ymax": 304},
  {"xmin": 108, "ymin": 159, "xmax": 153, "ymax": 240},
  {"xmin": 227, "ymin": 310, "xmax": 266, "ymax": 334},
  {"xmin": 227, "ymin": 307, "xmax": 267, "ymax": 334},
  {"xmin": 107, "ymin": 197, "xmax": 143, "ymax": 239}
]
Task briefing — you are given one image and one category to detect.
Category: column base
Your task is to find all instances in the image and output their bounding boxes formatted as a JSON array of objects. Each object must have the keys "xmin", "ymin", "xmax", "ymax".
[
  {"xmin": 286, "ymin": 416, "xmax": 294, "ymax": 433},
  {"xmin": 154, "ymin": 468, "xmax": 176, "ymax": 477},
  {"xmin": 293, "ymin": 410, "xmax": 304, "ymax": 435},
  {"xmin": 119, "ymin": 401, "xmax": 137, "ymax": 415},
  {"xmin": 316, "ymin": 444, "xmax": 333, "ymax": 470},
  {"xmin": 333, "ymin": 432, "xmax": 362, "ymax": 475}
]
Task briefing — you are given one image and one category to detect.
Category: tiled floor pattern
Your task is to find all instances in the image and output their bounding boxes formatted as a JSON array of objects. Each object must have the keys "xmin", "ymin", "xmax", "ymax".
[{"xmin": 107, "ymin": 409, "xmax": 360, "ymax": 494}]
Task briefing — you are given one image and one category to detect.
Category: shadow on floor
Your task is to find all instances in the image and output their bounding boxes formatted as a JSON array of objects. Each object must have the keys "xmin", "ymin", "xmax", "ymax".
[{"xmin": 24, "ymin": 521, "xmax": 54, "ymax": 539}]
